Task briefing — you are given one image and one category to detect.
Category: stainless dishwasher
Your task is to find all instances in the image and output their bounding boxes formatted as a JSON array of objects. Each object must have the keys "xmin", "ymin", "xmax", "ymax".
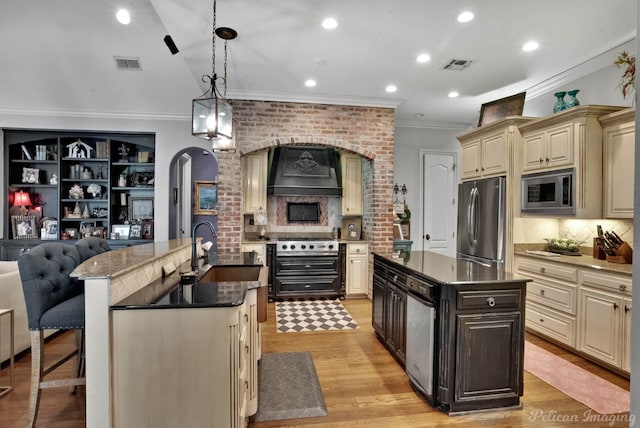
[{"xmin": 405, "ymin": 274, "xmax": 436, "ymax": 404}]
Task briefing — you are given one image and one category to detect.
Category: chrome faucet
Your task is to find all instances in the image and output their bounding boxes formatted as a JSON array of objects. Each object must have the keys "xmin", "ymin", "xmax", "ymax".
[{"xmin": 191, "ymin": 220, "xmax": 217, "ymax": 271}]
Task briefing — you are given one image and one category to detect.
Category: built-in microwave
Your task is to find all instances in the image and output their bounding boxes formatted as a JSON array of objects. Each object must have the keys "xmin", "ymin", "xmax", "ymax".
[{"xmin": 521, "ymin": 168, "xmax": 575, "ymax": 215}]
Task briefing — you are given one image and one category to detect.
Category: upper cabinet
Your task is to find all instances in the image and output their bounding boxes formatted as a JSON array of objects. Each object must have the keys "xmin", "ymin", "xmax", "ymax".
[
  {"xmin": 4, "ymin": 129, "xmax": 155, "ymax": 241},
  {"xmin": 242, "ymin": 151, "xmax": 268, "ymax": 214},
  {"xmin": 341, "ymin": 153, "xmax": 363, "ymax": 216},
  {"xmin": 458, "ymin": 117, "xmax": 533, "ymax": 181},
  {"xmin": 518, "ymin": 105, "xmax": 626, "ymax": 218},
  {"xmin": 521, "ymin": 122, "xmax": 574, "ymax": 172},
  {"xmin": 599, "ymin": 108, "xmax": 635, "ymax": 219}
]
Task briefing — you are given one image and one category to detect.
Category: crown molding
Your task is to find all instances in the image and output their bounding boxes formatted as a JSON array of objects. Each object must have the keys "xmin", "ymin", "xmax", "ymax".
[
  {"xmin": 227, "ymin": 89, "xmax": 403, "ymax": 109},
  {"xmin": 0, "ymin": 107, "xmax": 190, "ymax": 121}
]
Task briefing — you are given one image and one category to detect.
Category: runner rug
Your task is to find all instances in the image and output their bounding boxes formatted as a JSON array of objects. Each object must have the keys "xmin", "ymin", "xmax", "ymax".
[
  {"xmin": 524, "ymin": 340, "xmax": 629, "ymax": 414},
  {"xmin": 254, "ymin": 352, "xmax": 327, "ymax": 421},
  {"xmin": 275, "ymin": 299, "xmax": 359, "ymax": 333}
]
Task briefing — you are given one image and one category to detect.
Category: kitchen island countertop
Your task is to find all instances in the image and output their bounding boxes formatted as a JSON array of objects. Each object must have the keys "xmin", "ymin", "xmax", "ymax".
[{"xmin": 374, "ymin": 250, "xmax": 529, "ymax": 285}]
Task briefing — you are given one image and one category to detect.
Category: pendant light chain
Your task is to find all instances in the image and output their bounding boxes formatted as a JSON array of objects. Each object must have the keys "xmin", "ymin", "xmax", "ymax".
[
  {"xmin": 223, "ymin": 40, "xmax": 228, "ymax": 97},
  {"xmin": 211, "ymin": 0, "xmax": 217, "ymax": 86}
]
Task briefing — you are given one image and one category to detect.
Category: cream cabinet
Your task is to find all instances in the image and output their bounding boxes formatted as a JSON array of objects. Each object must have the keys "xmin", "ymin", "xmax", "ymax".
[
  {"xmin": 600, "ymin": 108, "xmax": 635, "ymax": 218},
  {"xmin": 517, "ymin": 254, "xmax": 632, "ymax": 376},
  {"xmin": 341, "ymin": 153, "xmax": 363, "ymax": 216},
  {"xmin": 460, "ymin": 129, "xmax": 509, "ymax": 180},
  {"xmin": 578, "ymin": 269, "xmax": 632, "ymax": 372},
  {"xmin": 518, "ymin": 105, "xmax": 625, "ymax": 218},
  {"xmin": 346, "ymin": 242, "xmax": 368, "ymax": 295},
  {"xmin": 515, "ymin": 256, "xmax": 578, "ymax": 346},
  {"xmin": 111, "ymin": 292, "xmax": 256, "ymax": 427},
  {"xmin": 243, "ymin": 151, "xmax": 268, "ymax": 214}
]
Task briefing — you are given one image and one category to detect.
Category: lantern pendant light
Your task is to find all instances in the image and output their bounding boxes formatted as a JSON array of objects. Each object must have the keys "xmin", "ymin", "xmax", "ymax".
[{"xmin": 192, "ymin": 0, "xmax": 237, "ymax": 152}]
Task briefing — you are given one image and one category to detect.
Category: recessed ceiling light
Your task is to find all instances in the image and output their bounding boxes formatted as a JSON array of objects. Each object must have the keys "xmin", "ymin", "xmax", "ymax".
[
  {"xmin": 305, "ymin": 79, "xmax": 317, "ymax": 87},
  {"xmin": 457, "ymin": 11, "xmax": 474, "ymax": 23},
  {"xmin": 414, "ymin": 113, "xmax": 425, "ymax": 118},
  {"xmin": 416, "ymin": 53, "xmax": 431, "ymax": 63},
  {"xmin": 322, "ymin": 17, "xmax": 338, "ymax": 30},
  {"xmin": 116, "ymin": 9, "xmax": 131, "ymax": 25},
  {"xmin": 448, "ymin": 91, "xmax": 459, "ymax": 98},
  {"xmin": 385, "ymin": 85, "xmax": 397, "ymax": 93},
  {"xmin": 522, "ymin": 41, "xmax": 540, "ymax": 52}
]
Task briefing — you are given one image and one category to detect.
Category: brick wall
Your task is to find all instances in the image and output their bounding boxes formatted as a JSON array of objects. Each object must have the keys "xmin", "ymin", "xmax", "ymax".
[{"xmin": 217, "ymin": 100, "xmax": 395, "ymax": 259}]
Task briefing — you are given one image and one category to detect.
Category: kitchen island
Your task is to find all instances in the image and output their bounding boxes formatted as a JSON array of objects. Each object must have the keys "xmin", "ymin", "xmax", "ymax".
[
  {"xmin": 373, "ymin": 250, "xmax": 530, "ymax": 414},
  {"xmin": 71, "ymin": 239, "xmax": 266, "ymax": 428}
]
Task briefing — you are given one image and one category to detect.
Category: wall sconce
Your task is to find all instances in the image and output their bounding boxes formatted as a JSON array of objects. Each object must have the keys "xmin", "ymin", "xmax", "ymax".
[
  {"xmin": 12, "ymin": 190, "xmax": 32, "ymax": 215},
  {"xmin": 254, "ymin": 207, "xmax": 268, "ymax": 238}
]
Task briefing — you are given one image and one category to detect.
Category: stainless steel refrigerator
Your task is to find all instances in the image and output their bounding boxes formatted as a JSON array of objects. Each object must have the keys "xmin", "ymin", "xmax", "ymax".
[{"xmin": 457, "ymin": 176, "xmax": 506, "ymax": 268}]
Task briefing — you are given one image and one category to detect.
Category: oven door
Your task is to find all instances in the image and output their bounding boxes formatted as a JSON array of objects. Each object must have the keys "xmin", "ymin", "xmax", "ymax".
[{"xmin": 521, "ymin": 168, "xmax": 575, "ymax": 215}]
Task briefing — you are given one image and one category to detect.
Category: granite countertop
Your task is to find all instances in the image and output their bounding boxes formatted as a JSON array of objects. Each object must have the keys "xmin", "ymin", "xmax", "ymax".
[
  {"xmin": 112, "ymin": 280, "xmax": 259, "ymax": 309},
  {"xmin": 514, "ymin": 249, "xmax": 633, "ymax": 276},
  {"xmin": 374, "ymin": 251, "xmax": 530, "ymax": 285}
]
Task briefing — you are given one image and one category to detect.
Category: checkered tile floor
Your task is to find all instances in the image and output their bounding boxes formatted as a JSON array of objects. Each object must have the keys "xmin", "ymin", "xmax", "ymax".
[{"xmin": 275, "ymin": 299, "xmax": 360, "ymax": 333}]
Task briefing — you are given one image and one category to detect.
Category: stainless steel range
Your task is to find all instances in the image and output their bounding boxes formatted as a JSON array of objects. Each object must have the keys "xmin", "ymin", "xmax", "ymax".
[{"xmin": 273, "ymin": 239, "xmax": 344, "ymax": 299}]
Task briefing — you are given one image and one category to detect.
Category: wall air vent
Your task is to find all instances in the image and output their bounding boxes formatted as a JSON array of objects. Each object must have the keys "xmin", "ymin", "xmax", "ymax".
[
  {"xmin": 114, "ymin": 56, "xmax": 142, "ymax": 71},
  {"xmin": 442, "ymin": 58, "xmax": 472, "ymax": 71}
]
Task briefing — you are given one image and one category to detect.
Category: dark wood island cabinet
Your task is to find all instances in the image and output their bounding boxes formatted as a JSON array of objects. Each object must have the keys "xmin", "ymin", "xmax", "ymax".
[{"xmin": 373, "ymin": 251, "xmax": 530, "ymax": 414}]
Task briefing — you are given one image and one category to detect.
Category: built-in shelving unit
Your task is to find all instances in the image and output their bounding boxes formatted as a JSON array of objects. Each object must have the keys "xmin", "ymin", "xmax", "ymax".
[{"xmin": 2, "ymin": 129, "xmax": 155, "ymax": 259}]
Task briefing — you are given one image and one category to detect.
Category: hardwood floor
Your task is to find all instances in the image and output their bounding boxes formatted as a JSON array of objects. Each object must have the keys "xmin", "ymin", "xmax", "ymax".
[{"xmin": 0, "ymin": 298, "xmax": 631, "ymax": 427}]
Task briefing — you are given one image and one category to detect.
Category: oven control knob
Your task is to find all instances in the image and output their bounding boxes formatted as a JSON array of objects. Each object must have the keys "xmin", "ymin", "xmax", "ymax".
[
  {"xmin": 281, "ymin": 245, "xmax": 288, "ymax": 250},
  {"xmin": 328, "ymin": 244, "xmax": 334, "ymax": 250},
  {"xmin": 290, "ymin": 245, "xmax": 296, "ymax": 250},
  {"xmin": 309, "ymin": 244, "xmax": 315, "ymax": 250},
  {"xmin": 301, "ymin": 244, "xmax": 306, "ymax": 249}
]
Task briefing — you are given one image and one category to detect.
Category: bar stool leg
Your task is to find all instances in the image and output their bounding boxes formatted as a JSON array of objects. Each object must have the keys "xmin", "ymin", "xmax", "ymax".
[{"xmin": 27, "ymin": 331, "xmax": 44, "ymax": 428}]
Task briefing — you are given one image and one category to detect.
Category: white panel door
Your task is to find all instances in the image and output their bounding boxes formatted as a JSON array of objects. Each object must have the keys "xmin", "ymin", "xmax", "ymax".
[{"xmin": 421, "ymin": 152, "xmax": 456, "ymax": 256}]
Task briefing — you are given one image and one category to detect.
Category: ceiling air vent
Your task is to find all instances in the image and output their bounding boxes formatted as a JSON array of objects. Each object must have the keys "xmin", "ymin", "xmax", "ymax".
[
  {"xmin": 114, "ymin": 56, "xmax": 142, "ymax": 71},
  {"xmin": 442, "ymin": 58, "xmax": 472, "ymax": 71}
]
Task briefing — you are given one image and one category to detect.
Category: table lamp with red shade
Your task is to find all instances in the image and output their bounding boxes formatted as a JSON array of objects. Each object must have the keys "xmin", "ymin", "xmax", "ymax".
[{"xmin": 12, "ymin": 190, "xmax": 32, "ymax": 216}]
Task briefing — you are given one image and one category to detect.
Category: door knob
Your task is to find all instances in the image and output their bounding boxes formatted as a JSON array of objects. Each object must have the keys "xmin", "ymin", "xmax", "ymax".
[{"xmin": 425, "ymin": 234, "xmax": 431, "ymax": 240}]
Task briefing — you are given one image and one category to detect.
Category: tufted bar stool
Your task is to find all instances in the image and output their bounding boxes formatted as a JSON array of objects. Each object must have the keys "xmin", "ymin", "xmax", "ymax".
[
  {"xmin": 17, "ymin": 243, "xmax": 86, "ymax": 428},
  {"xmin": 74, "ymin": 236, "xmax": 111, "ymax": 262}
]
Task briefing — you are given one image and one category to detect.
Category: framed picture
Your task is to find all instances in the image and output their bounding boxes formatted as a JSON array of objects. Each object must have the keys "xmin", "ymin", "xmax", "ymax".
[
  {"xmin": 194, "ymin": 180, "xmax": 218, "ymax": 215},
  {"xmin": 80, "ymin": 221, "xmax": 96, "ymax": 237},
  {"xmin": 342, "ymin": 217, "xmax": 362, "ymax": 241},
  {"xmin": 112, "ymin": 224, "xmax": 130, "ymax": 240},
  {"xmin": 22, "ymin": 167, "xmax": 40, "ymax": 184},
  {"xmin": 128, "ymin": 196, "xmax": 154, "ymax": 220},
  {"xmin": 41, "ymin": 218, "xmax": 58, "ymax": 240},
  {"xmin": 477, "ymin": 91, "xmax": 526, "ymax": 127},
  {"xmin": 65, "ymin": 228, "xmax": 78, "ymax": 239},
  {"xmin": 142, "ymin": 220, "xmax": 154, "ymax": 240},
  {"xmin": 129, "ymin": 224, "xmax": 142, "ymax": 239},
  {"xmin": 11, "ymin": 215, "xmax": 37, "ymax": 239},
  {"xmin": 91, "ymin": 226, "xmax": 105, "ymax": 238}
]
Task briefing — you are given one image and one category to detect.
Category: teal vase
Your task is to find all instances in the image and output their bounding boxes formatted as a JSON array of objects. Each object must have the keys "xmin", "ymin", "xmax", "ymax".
[
  {"xmin": 565, "ymin": 89, "xmax": 580, "ymax": 108},
  {"xmin": 553, "ymin": 92, "xmax": 566, "ymax": 113}
]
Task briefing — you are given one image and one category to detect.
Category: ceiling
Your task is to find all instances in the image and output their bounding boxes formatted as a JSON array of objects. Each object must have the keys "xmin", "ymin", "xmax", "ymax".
[{"xmin": 0, "ymin": 0, "xmax": 636, "ymax": 129}]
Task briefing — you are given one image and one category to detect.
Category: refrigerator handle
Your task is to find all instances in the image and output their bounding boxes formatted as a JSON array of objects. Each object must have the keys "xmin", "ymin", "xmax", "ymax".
[{"xmin": 468, "ymin": 187, "xmax": 478, "ymax": 245}]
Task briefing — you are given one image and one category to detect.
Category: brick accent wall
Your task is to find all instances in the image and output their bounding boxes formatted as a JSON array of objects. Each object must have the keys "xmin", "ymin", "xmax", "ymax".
[{"xmin": 217, "ymin": 100, "xmax": 395, "ymax": 260}]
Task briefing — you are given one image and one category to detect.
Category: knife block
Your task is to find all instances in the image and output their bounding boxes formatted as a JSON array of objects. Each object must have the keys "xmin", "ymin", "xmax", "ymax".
[{"xmin": 606, "ymin": 241, "xmax": 633, "ymax": 264}]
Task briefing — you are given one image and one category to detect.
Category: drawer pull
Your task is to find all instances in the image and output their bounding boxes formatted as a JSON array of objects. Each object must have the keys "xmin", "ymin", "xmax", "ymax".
[
  {"xmin": 539, "ymin": 289, "xmax": 545, "ymax": 296},
  {"xmin": 540, "ymin": 318, "xmax": 544, "ymax": 323},
  {"xmin": 540, "ymin": 267, "xmax": 546, "ymax": 274},
  {"xmin": 619, "ymin": 284, "xmax": 627, "ymax": 291},
  {"xmin": 393, "ymin": 275, "xmax": 398, "ymax": 283},
  {"xmin": 305, "ymin": 265, "xmax": 311, "ymax": 269},
  {"xmin": 486, "ymin": 297, "xmax": 496, "ymax": 307},
  {"xmin": 305, "ymin": 284, "xmax": 311, "ymax": 289}
]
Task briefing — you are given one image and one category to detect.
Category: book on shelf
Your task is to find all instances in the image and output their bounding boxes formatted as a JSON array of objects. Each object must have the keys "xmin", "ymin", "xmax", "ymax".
[{"xmin": 21, "ymin": 145, "xmax": 32, "ymax": 160}]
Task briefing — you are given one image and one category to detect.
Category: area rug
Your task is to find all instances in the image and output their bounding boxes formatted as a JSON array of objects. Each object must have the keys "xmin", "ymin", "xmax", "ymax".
[
  {"xmin": 254, "ymin": 352, "xmax": 327, "ymax": 421},
  {"xmin": 524, "ymin": 341, "xmax": 630, "ymax": 414},
  {"xmin": 275, "ymin": 299, "xmax": 359, "ymax": 333}
]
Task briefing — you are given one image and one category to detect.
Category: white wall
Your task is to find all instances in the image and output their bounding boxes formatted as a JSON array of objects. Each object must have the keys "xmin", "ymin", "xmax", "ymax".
[
  {"xmin": 393, "ymin": 126, "xmax": 463, "ymax": 245},
  {"xmin": 0, "ymin": 113, "xmax": 207, "ymax": 242}
]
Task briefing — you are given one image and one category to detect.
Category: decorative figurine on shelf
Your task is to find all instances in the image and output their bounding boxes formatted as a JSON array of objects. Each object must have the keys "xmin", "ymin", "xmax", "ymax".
[
  {"xmin": 81, "ymin": 167, "xmax": 93, "ymax": 179},
  {"xmin": 69, "ymin": 184, "xmax": 84, "ymax": 199},
  {"xmin": 118, "ymin": 144, "xmax": 130, "ymax": 162},
  {"xmin": 87, "ymin": 183, "xmax": 102, "ymax": 199},
  {"xmin": 96, "ymin": 163, "xmax": 104, "ymax": 179},
  {"xmin": 73, "ymin": 201, "xmax": 82, "ymax": 216},
  {"xmin": 82, "ymin": 205, "xmax": 90, "ymax": 219},
  {"xmin": 49, "ymin": 174, "xmax": 58, "ymax": 185},
  {"xmin": 66, "ymin": 138, "xmax": 93, "ymax": 159}
]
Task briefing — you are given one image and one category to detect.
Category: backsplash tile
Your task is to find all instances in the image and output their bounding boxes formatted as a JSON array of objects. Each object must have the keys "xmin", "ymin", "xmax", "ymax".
[{"xmin": 513, "ymin": 217, "xmax": 634, "ymax": 247}]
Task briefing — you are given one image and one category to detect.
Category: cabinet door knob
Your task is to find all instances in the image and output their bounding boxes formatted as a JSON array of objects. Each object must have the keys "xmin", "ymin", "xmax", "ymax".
[
  {"xmin": 545, "ymin": 157, "xmax": 550, "ymax": 163},
  {"xmin": 486, "ymin": 297, "xmax": 496, "ymax": 307},
  {"xmin": 613, "ymin": 303, "xmax": 619, "ymax": 310},
  {"xmin": 625, "ymin": 305, "xmax": 631, "ymax": 313},
  {"xmin": 540, "ymin": 267, "xmax": 546, "ymax": 274},
  {"xmin": 619, "ymin": 284, "xmax": 627, "ymax": 291},
  {"xmin": 305, "ymin": 284, "xmax": 311, "ymax": 289},
  {"xmin": 539, "ymin": 158, "xmax": 544, "ymax": 164},
  {"xmin": 475, "ymin": 168, "xmax": 479, "ymax": 172},
  {"xmin": 539, "ymin": 289, "xmax": 545, "ymax": 296},
  {"xmin": 425, "ymin": 234, "xmax": 431, "ymax": 240}
]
